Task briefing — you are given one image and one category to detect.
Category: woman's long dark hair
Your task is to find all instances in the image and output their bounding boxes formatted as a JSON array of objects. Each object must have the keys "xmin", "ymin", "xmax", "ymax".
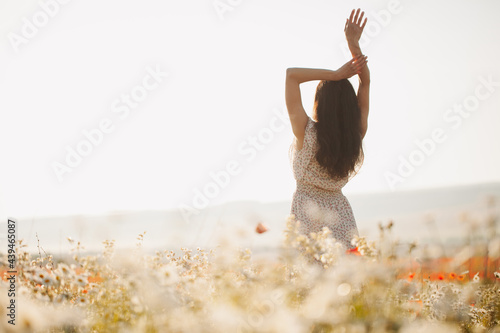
[{"xmin": 313, "ymin": 79, "xmax": 364, "ymax": 179}]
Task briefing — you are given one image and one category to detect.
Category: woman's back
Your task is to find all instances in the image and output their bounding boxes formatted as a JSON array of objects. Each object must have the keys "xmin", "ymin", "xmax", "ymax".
[
  {"xmin": 289, "ymin": 115, "xmax": 358, "ymax": 253},
  {"xmin": 289, "ymin": 116, "xmax": 349, "ymax": 192}
]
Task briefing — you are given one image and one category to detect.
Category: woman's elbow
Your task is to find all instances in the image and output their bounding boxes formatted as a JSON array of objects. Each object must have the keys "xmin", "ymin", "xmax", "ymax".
[
  {"xmin": 360, "ymin": 122, "xmax": 368, "ymax": 139},
  {"xmin": 286, "ymin": 68, "xmax": 297, "ymax": 80}
]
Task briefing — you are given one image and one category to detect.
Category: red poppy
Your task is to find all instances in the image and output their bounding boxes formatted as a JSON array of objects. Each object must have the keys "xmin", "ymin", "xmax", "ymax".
[
  {"xmin": 346, "ymin": 247, "xmax": 361, "ymax": 256},
  {"xmin": 256, "ymin": 222, "xmax": 268, "ymax": 234}
]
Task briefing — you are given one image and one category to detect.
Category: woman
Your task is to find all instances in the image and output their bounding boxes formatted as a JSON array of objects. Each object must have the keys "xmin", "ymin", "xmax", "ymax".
[{"xmin": 286, "ymin": 9, "xmax": 370, "ymax": 256}]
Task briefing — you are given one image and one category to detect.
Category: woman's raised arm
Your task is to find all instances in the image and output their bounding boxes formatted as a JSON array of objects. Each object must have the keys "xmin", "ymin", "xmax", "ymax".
[{"xmin": 345, "ymin": 8, "xmax": 370, "ymax": 139}]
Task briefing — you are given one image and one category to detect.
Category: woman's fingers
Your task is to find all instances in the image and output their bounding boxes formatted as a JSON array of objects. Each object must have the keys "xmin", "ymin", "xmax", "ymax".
[
  {"xmin": 342, "ymin": 55, "xmax": 367, "ymax": 77},
  {"xmin": 348, "ymin": 8, "xmax": 366, "ymax": 27},
  {"xmin": 353, "ymin": 8, "xmax": 360, "ymax": 24},
  {"xmin": 357, "ymin": 11, "xmax": 364, "ymax": 25},
  {"xmin": 352, "ymin": 55, "xmax": 368, "ymax": 72},
  {"xmin": 361, "ymin": 17, "xmax": 367, "ymax": 30},
  {"xmin": 352, "ymin": 55, "xmax": 367, "ymax": 64},
  {"xmin": 349, "ymin": 9, "xmax": 355, "ymax": 23},
  {"xmin": 355, "ymin": 59, "xmax": 366, "ymax": 73},
  {"xmin": 352, "ymin": 54, "xmax": 362, "ymax": 61}
]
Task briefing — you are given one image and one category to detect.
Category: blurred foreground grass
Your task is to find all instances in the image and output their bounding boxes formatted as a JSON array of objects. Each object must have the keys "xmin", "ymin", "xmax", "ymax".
[{"xmin": 1, "ymin": 202, "xmax": 500, "ymax": 333}]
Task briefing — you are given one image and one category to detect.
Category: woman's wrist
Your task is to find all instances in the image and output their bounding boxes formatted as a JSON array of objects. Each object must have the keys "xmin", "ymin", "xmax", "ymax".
[
  {"xmin": 347, "ymin": 40, "xmax": 362, "ymax": 56},
  {"xmin": 329, "ymin": 70, "xmax": 342, "ymax": 81},
  {"xmin": 346, "ymin": 38, "xmax": 359, "ymax": 45}
]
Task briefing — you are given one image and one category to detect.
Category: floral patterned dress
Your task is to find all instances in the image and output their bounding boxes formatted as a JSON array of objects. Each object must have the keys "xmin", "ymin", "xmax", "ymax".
[{"xmin": 289, "ymin": 116, "xmax": 359, "ymax": 251}]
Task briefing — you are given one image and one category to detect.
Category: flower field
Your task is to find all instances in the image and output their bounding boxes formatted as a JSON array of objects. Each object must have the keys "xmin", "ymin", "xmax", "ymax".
[{"xmin": 2, "ymin": 211, "xmax": 500, "ymax": 333}]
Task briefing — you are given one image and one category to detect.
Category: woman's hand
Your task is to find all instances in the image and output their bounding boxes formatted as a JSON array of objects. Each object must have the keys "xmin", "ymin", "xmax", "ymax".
[
  {"xmin": 336, "ymin": 55, "xmax": 367, "ymax": 79},
  {"xmin": 344, "ymin": 8, "xmax": 367, "ymax": 44}
]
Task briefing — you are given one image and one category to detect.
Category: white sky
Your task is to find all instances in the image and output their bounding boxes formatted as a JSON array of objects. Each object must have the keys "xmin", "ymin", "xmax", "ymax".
[{"xmin": 0, "ymin": 0, "xmax": 499, "ymax": 219}]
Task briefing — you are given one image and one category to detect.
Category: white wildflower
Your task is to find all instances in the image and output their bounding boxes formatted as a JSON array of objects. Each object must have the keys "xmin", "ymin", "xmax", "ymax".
[
  {"xmin": 75, "ymin": 296, "xmax": 87, "ymax": 305},
  {"xmin": 74, "ymin": 274, "xmax": 88, "ymax": 288},
  {"xmin": 40, "ymin": 274, "xmax": 56, "ymax": 287}
]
